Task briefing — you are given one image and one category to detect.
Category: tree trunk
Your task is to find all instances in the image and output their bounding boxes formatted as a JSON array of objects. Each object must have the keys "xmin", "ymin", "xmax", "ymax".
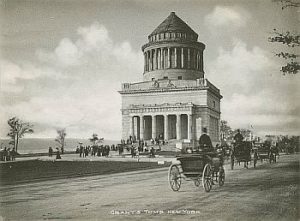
[
  {"xmin": 17, "ymin": 134, "xmax": 19, "ymax": 153},
  {"xmin": 16, "ymin": 133, "xmax": 19, "ymax": 153}
]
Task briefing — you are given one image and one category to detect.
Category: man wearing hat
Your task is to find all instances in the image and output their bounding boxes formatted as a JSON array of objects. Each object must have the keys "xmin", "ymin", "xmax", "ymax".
[
  {"xmin": 234, "ymin": 129, "xmax": 244, "ymax": 144},
  {"xmin": 198, "ymin": 127, "xmax": 213, "ymax": 152}
]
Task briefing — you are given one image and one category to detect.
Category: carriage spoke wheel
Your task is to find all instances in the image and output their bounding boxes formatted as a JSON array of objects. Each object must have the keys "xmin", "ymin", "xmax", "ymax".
[
  {"xmin": 218, "ymin": 167, "xmax": 225, "ymax": 186},
  {"xmin": 202, "ymin": 164, "xmax": 213, "ymax": 192},
  {"xmin": 168, "ymin": 165, "xmax": 181, "ymax": 191}
]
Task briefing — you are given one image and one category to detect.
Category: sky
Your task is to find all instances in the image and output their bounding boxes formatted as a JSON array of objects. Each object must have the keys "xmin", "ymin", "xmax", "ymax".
[{"xmin": 0, "ymin": 0, "xmax": 299, "ymax": 139}]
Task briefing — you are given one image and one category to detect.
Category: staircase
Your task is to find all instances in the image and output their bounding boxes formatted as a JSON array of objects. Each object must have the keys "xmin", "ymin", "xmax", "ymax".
[{"xmin": 159, "ymin": 140, "xmax": 178, "ymax": 152}]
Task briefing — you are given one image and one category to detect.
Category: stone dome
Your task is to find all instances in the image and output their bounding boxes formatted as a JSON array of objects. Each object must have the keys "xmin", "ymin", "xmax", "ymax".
[
  {"xmin": 142, "ymin": 12, "xmax": 205, "ymax": 81},
  {"xmin": 148, "ymin": 12, "xmax": 198, "ymax": 42}
]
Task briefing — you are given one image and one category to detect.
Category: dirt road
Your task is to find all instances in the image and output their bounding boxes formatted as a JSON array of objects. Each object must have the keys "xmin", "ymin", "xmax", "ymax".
[{"xmin": 0, "ymin": 154, "xmax": 298, "ymax": 221}]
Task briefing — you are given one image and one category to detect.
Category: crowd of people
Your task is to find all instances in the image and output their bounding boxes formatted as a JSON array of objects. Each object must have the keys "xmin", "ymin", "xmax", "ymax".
[
  {"xmin": 1, "ymin": 129, "xmax": 297, "ymax": 163},
  {"xmin": 75, "ymin": 144, "xmax": 113, "ymax": 157},
  {"xmin": 0, "ymin": 147, "xmax": 17, "ymax": 161}
]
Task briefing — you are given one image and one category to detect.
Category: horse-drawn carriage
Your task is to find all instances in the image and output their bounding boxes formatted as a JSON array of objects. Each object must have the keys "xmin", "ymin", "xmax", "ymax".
[
  {"xmin": 168, "ymin": 146, "xmax": 225, "ymax": 192},
  {"xmin": 230, "ymin": 141, "xmax": 252, "ymax": 169},
  {"xmin": 253, "ymin": 142, "xmax": 277, "ymax": 166}
]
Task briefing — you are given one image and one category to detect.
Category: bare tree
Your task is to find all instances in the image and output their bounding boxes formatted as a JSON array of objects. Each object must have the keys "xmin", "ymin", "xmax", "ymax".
[
  {"xmin": 55, "ymin": 129, "xmax": 67, "ymax": 152},
  {"xmin": 220, "ymin": 120, "xmax": 232, "ymax": 142},
  {"xmin": 273, "ymin": 0, "xmax": 300, "ymax": 9},
  {"xmin": 7, "ymin": 117, "xmax": 34, "ymax": 152},
  {"xmin": 269, "ymin": 0, "xmax": 300, "ymax": 74}
]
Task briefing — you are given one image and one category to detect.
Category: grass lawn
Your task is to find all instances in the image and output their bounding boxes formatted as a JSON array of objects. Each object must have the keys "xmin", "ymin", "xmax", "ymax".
[{"xmin": 0, "ymin": 160, "xmax": 170, "ymax": 185}]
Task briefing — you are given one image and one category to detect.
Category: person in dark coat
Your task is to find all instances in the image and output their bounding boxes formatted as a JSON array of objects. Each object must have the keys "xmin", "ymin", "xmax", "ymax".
[
  {"xmin": 56, "ymin": 148, "xmax": 61, "ymax": 159},
  {"xmin": 79, "ymin": 145, "xmax": 83, "ymax": 157},
  {"xmin": 234, "ymin": 129, "xmax": 244, "ymax": 144},
  {"xmin": 11, "ymin": 148, "xmax": 16, "ymax": 161},
  {"xmin": 198, "ymin": 128, "xmax": 213, "ymax": 152},
  {"xmin": 48, "ymin": 147, "xmax": 53, "ymax": 157}
]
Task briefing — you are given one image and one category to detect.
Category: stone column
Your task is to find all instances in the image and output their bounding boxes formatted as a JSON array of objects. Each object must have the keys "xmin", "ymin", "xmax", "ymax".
[
  {"xmin": 129, "ymin": 116, "xmax": 133, "ymax": 136},
  {"xmin": 147, "ymin": 52, "xmax": 150, "ymax": 72},
  {"xmin": 145, "ymin": 52, "xmax": 148, "ymax": 72},
  {"xmin": 187, "ymin": 48, "xmax": 191, "ymax": 69},
  {"xmin": 164, "ymin": 114, "xmax": 168, "ymax": 140},
  {"xmin": 157, "ymin": 49, "xmax": 159, "ymax": 70},
  {"xmin": 194, "ymin": 49, "xmax": 197, "ymax": 69},
  {"xmin": 188, "ymin": 114, "xmax": 193, "ymax": 140},
  {"xmin": 176, "ymin": 114, "xmax": 181, "ymax": 140},
  {"xmin": 174, "ymin": 47, "xmax": 177, "ymax": 68},
  {"xmin": 160, "ymin": 48, "xmax": 164, "ymax": 69},
  {"xmin": 201, "ymin": 51, "xmax": 203, "ymax": 72},
  {"xmin": 198, "ymin": 51, "xmax": 200, "ymax": 70},
  {"xmin": 154, "ymin": 48, "xmax": 157, "ymax": 70},
  {"xmin": 148, "ymin": 51, "xmax": 150, "ymax": 71},
  {"xmin": 168, "ymin": 47, "xmax": 171, "ymax": 68},
  {"xmin": 150, "ymin": 50, "xmax": 153, "ymax": 71},
  {"xmin": 192, "ymin": 49, "xmax": 196, "ymax": 69},
  {"xmin": 148, "ymin": 50, "xmax": 151, "ymax": 71},
  {"xmin": 196, "ymin": 51, "xmax": 199, "ymax": 70},
  {"xmin": 152, "ymin": 115, "xmax": 156, "ymax": 139},
  {"xmin": 140, "ymin": 115, "xmax": 144, "ymax": 140},
  {"xmin": 157, "ymin": 49, "xmax": 160, "ymax": 69},
  {"xmin": 144, "ymin": 53, "xmax": 146, "ymax": 72},
  {"xmin": 181, "ymin": 48, "xmax": 184, "ymax": 68}
]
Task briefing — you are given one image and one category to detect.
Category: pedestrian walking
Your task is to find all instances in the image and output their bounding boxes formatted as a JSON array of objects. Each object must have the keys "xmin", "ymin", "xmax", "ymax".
[
  {"xmin": 56, "ymin": 148, "xmax": 61, "ymax": 159},
  {"xmin": 48, "ymin": 147, "xmax": 53, "ymax": 157}
]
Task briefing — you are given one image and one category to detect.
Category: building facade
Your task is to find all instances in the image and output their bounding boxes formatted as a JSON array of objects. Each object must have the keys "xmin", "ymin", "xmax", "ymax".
[{"xmin": 119, "ymin": 12, "xmax": 222, "ymax": 145}]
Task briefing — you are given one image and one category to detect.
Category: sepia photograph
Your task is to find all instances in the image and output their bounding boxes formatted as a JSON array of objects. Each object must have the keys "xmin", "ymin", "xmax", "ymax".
[{"xmin": 0, "ymin": 0, "xmax": 299, "ymax": 220}]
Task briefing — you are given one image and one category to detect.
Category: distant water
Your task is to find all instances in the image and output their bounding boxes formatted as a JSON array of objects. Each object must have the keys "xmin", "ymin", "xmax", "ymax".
[{"xmin": 0, "ymin": 138, "xmax": 119, "ymax": 154}]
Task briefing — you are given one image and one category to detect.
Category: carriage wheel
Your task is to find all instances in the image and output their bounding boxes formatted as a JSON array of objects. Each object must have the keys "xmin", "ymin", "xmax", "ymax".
[
  {"xmin": 168, "ymin": 165, "xmax": 181, "ymax": 191},
  {"xmin": 202, "ymin": 164, "xmax": 213, "ymax": 192},
  {"xmin": 218, "ymin": 167, "xmax": 225, "ymax": 186}
]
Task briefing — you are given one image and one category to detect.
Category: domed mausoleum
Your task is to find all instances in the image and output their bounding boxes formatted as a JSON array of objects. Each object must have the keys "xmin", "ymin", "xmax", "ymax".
[{"xmin": 119, "ymin": 12, "xmax": 222, "ymax": 146}]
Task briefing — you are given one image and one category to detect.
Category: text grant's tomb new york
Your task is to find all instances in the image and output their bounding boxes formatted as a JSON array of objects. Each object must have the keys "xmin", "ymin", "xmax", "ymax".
[{"xmin": 119, "ymin": 12, "xmax": 222, "ymax": 147}]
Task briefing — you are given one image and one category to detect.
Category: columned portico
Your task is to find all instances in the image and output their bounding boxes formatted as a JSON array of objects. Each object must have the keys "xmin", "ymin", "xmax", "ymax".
[{"xmin": 126, "ymin": 104, "xmax": 196, "ymax": 142}]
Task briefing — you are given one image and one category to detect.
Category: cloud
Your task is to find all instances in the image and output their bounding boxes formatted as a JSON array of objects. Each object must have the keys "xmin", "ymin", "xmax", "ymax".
[
  {"xmin": 207, "ymin": 40, "xmax": 274, "ymax": 94},
  {"xmin": 0, "ymin": 60, "xmax": 63, "ymax": 93},
  {"xmin": 222, "ymin": 92, "xmax": 299, "ymax": 133},
  {"xmin": 1, "ymin": 22, "xmax": 143, "ymax": 139},
  {"xmin": 207, "ymin": 40, "xmax": 300, "ymax": 136},
  {"xmin": 205, "ymin": 6, "xmax": 250, "ymax": 28},
  {"xmin": 36, "ymin": 22, "xmax": 141, "ymax": 71}
]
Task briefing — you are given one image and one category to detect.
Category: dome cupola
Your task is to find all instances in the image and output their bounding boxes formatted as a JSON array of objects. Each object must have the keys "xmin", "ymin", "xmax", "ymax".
[
  {"xmin": 142, "ymin": 12, "xmax": 205, "ymax": 81},
  {"xmin": 148, "ymin": 12, "xmax": 198, "ymax": 43}
]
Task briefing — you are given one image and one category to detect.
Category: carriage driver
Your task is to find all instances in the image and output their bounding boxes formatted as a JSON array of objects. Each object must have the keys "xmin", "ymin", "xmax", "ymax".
[
  {"xmin": 233, "ymin": 129, "xmax": 244, "ymax": 144},
  {"xmin": 198, "ymin": 127, "xmax": 214, "ymax": 152}
]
